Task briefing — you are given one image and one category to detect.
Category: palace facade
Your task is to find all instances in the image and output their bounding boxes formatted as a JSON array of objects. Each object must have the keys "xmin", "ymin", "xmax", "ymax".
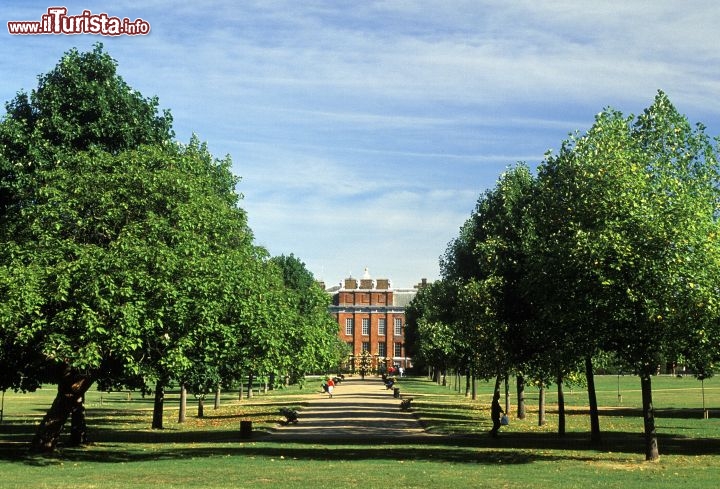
[{"xmin": 324, "ymin": 269, "xmax": 426, "ymax": 372}]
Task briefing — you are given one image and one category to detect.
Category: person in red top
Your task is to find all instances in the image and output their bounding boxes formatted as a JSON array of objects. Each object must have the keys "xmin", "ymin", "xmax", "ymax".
[{"xmin": 326, "ymin": 377, "xmax": 335, "ymax": 398}]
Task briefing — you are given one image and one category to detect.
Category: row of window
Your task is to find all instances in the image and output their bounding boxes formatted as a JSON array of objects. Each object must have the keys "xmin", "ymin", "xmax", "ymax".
[
  {"xmin": 344, "ymin": 317, "xmax": 402, "ymax": 336},
  {"xmin": 351, "ymin": 341, "xmax": 403, "ymax": 357}
]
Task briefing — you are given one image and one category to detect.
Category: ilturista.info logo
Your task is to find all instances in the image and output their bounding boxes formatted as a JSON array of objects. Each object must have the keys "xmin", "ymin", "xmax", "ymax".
[{"xmin": 7, "ymin": 7, "xmax": 150, "ymax": 36}]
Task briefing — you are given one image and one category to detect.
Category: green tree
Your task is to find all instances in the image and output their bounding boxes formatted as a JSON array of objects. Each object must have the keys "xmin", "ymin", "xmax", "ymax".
[
  {"xmin": 534, "ymin": 92, "xmax": 720, "ymax": 460},
  {"xmin": 0, "ymin": 46, "xmax": 257, "ymax": 450},
  {"xmin": 405, "ymin": 279, "xmax": 463, "ymax": 384},
  {"xmin": 270, "ymin": 254, "xmax": 344, "ymax": 379},
  {"xmin": 441, "ymin": 165, "xmax": 540, "ymax": 413},
  {"xmin": 0, "ymin": 43, "xmax": 176, "ymax": 400}
]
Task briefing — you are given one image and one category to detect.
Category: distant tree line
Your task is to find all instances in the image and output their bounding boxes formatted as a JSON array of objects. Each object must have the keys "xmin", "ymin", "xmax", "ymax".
[
  {"xmin": 405, "ymin": 92, "xmax": 720, "ymax": 461},
  {"xmin": 0, "ymin": 44, "xmax": 345, "ymax": 452}
]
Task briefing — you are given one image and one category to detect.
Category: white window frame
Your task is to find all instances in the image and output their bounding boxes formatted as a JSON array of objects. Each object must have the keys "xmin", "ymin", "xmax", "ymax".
[{"xmin": 394, "ymin": 318, "xmax": 402, "ymax": 336}]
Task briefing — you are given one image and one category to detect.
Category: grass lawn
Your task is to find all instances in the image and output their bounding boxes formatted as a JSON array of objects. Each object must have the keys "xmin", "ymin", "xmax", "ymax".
[{"xmin": 0, "ymin": 375, "xmax": 718, "ymax": 488}]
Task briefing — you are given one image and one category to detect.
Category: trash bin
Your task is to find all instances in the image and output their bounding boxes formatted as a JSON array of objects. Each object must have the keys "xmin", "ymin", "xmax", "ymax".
[
  {"xmin": 240, "ymin": 420, "xmax": 252, "ymax": 439},
  {"xmin": 393, "ymin": 387, "xmax": 400, "ymax": 399}
]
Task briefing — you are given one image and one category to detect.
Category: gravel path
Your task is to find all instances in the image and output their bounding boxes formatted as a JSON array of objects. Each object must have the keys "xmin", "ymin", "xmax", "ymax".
[{"xmin": 268, "ymin": 377, "xmax": 430, "ymax": 441}]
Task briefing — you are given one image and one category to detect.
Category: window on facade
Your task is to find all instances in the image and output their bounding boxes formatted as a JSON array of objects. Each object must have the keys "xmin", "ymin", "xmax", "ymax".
[
  {"xmin": 394, "ymin": 342, "xmax": 402, "ymax": 358},
  {"xmin": 362, "ymin": 341, "xmax": 370, "ymax": 353},
  {"xmin": 394, "ymin": 318, "xmax": 402, "ymax": 336},
  {"xmin": 378, "ymin": 318, "xmax": 386, "ymax": 336},
  {"xmin": 345, "ymin": 318, "xmax": 354, "ymax": 336},
  {"xmin": 378, "ymin": 342, "xmax": 386, "ymax": 357},
  {"xmin": 361, "ymin": 318, "xmax": 370, "ymax": 335}
]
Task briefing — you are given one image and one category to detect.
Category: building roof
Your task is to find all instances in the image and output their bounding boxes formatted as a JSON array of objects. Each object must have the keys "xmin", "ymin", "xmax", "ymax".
[
  {"xmin": 392, "ymin": 289, "xmax": 417, "ymax": 308},
  {"xmin": 323, "ymin": 270, "xmax": 428, "ymax": 309}
]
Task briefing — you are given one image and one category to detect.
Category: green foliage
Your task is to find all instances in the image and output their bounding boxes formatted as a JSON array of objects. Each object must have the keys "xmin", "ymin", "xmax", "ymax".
[
  {"xmin": 270, "ymin": 254, "xmax": 346, "ymax": 376},
  {"xmin": 411, "ymin": 91, "xmax": 720, "ymax": 459},
  {"xmin": 2, "ymin": 43, "xmax": 173, "ymax": 155},
  {"xmin": 0, "ymin": 45, "xmax": 180, "ymax": 396},
  {"xmin": 1, "ymin": 141, "xmax": 253, "ymax": 382},
  {"xmin": 433, "ymin": 165, "xmax": 539, "ymax": 380},
  {"xmin": 405, "ymin": 279, "xmax": 466, "ymax": 374},
  {"xmin": 534, "ymin": 91, "xmax": 720, "ymax": 377},
  {"xmin": 1, "ymin": 45, "xmax": 348, "ymax": 445}
]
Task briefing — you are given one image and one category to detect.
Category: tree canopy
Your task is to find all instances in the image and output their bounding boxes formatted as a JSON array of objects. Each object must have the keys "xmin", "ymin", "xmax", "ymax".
[
  {"xmin": 407, "ymin": 91, "xmax": 720, "ymax": 461},
  {"xmin": 0, "ymin": 44, "xmax": 339, "ymax": 451}
]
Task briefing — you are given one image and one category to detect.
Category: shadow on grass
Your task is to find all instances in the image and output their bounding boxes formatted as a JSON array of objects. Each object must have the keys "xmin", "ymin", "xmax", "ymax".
[
  {"xmin": 3, "ymin": 427, "xmax": 719, "ymax": 466},
  {"xmin": 0, "ymin": 435, "xmax": 602, "ymax": 467},
  {"xmin": 0, "ymin": 397, "xmax": 313, "ymax": 460}
]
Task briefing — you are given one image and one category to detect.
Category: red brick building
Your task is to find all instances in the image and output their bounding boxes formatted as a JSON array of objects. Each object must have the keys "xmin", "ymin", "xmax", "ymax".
[{"xmin": 325, "ymin": 269, "xmax": 425, "ymax": 373}]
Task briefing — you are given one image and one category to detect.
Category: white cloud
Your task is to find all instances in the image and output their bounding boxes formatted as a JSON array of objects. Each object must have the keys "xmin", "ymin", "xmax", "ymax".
[{"xmin": 3, "ymin": 0, "xmax": 720, "ymax": 287}]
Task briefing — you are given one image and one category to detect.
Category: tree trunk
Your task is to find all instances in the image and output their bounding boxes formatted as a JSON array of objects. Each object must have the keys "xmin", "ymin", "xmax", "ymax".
[
  {"xmin": 538, "ymin": 384, "xmax": 546, "ymax": 426},
  {"xmin": 214, "ymin": 386, "xmax": 221, "ymax": 409},
  {"xmin": 493, "ymin": 375, "xmax": 502, "ymax": 400},
  {"xmin": 269, "ymin": 372, "xmax": 276, "ymax": 391},
  {"xmin": 152, "ymin": 379, "xmax": 165, "ymax": 429},
  {"xmin": 246, "ymin": 373, "xmax": 254, "ymax": 399},
  {"xmin": 471, "ymin": 373, "xmax": 477, "ymax": 401},
  {"xmin": 197, "ymin": 396, "xmax": 205, "ymax": 418},
  {"xmin": 516, "ymin": 375, "xmax": 526, "ymax": 419},
  {"xmin": 504, "ymin": 373, "xmax": 510, "ymax": 415},
  {"xmin": 31, "ymin": 365, "xmax": 94, "ymax": 452},
  {"xmin": 178, "ymin": 384, "xmax": 187, "ymax": 423},
  {"xmin": 641, "ymin": 373, "xmax": 660, "ymax": 461},
  {"xmin": 433, "ymin": 367, "xmax": 441, "ymax": 384},
  {"xmin": 465, "ymin": 369, "xmax": 471, "ymax": 397},
  {"xmin": 70, "ymin": 395, "xmax": 87, "ymax": 446},
  {"xmin": 557, "ymin": 373, "xmax": 566, "ymax": 436},
  {"xmin": 585, "ymin": 356, "xmax": 601, "ymax": 442}
]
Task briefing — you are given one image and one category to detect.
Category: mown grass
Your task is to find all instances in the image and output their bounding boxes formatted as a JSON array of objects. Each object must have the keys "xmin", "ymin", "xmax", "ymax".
[
  {"xmin": 0, "ymin": 375, "xmax": 718, "ymax": 489},
  {"xmin": 403, "ymin": 373, "xmax": 719, "ymax": 437}
]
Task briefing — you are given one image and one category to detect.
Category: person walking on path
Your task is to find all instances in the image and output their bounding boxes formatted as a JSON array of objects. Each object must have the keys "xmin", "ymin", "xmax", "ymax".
[
  {"xmin": 489, "ymin": 390, "xmax": 503, "ymax": 437},
  {"xmin": 326, "ymin": 377, "xmax": 335, "ymax": 398}
]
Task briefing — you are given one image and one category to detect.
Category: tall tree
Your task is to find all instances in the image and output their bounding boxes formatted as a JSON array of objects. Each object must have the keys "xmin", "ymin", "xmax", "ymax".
[
  {"xmin": 270, "ymin": 254, "xmax": 345, "ymax": 379},
  {"xmin": 405, "ymin": 279, "xmax": 465, "ymax": 382},
  {"xmin": 442, "ymin": 165, "xmax": 541, "ymax": 414},
  {"xmin": 533, "ymin": 92, "xmax": 720, "ymax": 460},
  {"xmin": 0, "ymin": 46, "xmax": 257, "ymax": 450}
]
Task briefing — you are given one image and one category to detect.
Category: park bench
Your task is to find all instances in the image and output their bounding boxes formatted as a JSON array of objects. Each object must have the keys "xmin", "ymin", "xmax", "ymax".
[{"xmin": 279, "ymin": 407, "xmax": 298, "ymax": 425}]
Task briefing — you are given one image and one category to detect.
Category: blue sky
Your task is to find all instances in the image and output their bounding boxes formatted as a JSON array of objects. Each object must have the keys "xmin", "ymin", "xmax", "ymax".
[{"xmin": 3, "ymin": 1, "xmax": 720, "ymax": 288}]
